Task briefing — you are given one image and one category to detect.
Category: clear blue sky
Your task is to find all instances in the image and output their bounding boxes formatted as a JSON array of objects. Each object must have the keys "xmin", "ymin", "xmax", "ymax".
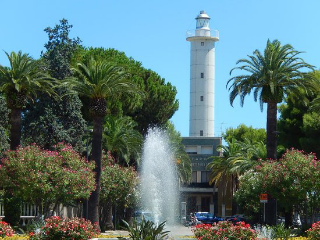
[{"xmin": 1, "ymin": 0, "xmax": 320, "ymax": 137}]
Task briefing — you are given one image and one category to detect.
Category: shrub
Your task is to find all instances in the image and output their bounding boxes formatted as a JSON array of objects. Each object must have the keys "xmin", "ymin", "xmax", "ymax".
[
  {"xmin": 29, "ymin": 216, "xmax": 100, "ymax": 240},
  {"xmin": 307, "ymin": 221, "xmax": 320, "ymax": 240},
  {"xmin": 192, "ymin": 221, "xmax": 258, "ymax": 240},
  {"xmin": 0, "ymin": 143, "xmax": 96, "ymax": 212},
  {"xmin": 270, "ymin": 222, "xmax": 291, "ymax": 239},
  {"xmin": 122, "ymin": 218, "xmax": 169, "ymax": 240},
  {"xmin": 0, "ymin": 219, "xmax": 15, "ymax": 238}
]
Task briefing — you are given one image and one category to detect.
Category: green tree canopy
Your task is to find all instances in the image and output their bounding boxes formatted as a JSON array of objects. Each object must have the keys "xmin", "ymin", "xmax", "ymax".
[
  {"xmin": 223, "ymin": 124, "xmax": 266, "ymax": 144},
  {"xmin": 22, "ymin": 19, "xmax": 86, "ymax": 152},
  {"xmin": 233, "ymin": 170, "xmax": 262, "ymax": 222},
  {"xmin": 278, "ymin": 71, "xmax": 320, "ymax": 158},
  {"xmin": 103, "ymin": 115, "xmax": 143, "ymax": 166},
  {"xmin": 166, "ymin": 121, "xmax": 191, "ymax": 183},
  {"xmin": 72, "ymin": 47, "xmax": 179, "ymax": 134},
  {"xmin": 42, "ymin": 18, "xmax": 81, "ymax": 80}
]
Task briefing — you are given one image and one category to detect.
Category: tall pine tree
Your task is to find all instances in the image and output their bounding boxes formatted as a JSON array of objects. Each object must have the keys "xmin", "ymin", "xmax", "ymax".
[{"xmin": 22, "ymin": 19, "xmax": 86, "ymax": 152}]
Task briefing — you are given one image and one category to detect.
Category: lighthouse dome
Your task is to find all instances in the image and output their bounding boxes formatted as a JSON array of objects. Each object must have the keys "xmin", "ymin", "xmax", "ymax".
[{"xmin": 195, "ymin": 11, "xmax": 210, "ymax": 29}]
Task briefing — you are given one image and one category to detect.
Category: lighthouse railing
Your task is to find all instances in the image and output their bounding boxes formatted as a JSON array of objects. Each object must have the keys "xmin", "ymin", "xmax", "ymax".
[{"xmin": 186, "ymin": 29, "xmax": 219, "ymax": 39}]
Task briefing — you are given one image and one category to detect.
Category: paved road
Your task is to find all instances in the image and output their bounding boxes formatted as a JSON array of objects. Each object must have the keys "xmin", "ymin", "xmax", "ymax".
[
  {"xmin": 102, "ymin": 224, "xmax": 195, "ymax": 239},
  {"xmin": 166, "ymin": 224, "xmax": 194, "ymax": 237}
]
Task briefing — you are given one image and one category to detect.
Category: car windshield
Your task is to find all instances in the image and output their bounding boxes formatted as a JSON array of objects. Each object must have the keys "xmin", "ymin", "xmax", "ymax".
[{"xmin": 196, "ymin": 212, "xmax": 213, "ymax": 217}]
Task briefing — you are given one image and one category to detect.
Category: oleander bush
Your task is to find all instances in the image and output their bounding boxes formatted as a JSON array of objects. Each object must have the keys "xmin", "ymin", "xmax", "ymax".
[
  {"xmin": 29, "ymin": 216, "xmax": 100, "ymax": 240},
  {"xmin": 192, "ymin": 221, "xmax": 258, "ymax": 240},
  {"xmin": 0, "ymin": 143, "xmax": 96, "ymax": 214},
  {"xmin": 0, "ymin": 220, "xmax": 15, "ymax": 238},
  {"xmin": 307, "ymin": 221, "xmax": 320, "ymax": 240}
]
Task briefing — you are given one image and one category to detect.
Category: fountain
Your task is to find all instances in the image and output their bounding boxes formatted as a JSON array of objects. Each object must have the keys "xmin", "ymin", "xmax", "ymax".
[{"xmin": 140, "ymin": 127, "xmax": 178, "ymax": 225}]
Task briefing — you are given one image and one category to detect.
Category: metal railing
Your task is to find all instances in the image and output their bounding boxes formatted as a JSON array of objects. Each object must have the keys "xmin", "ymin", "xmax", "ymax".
[
  {"xmin": 0, "ymin": 202, "xmax": 39, "ymax": 225},
  {"xmin": 186, "ymin": 29, "xmax": 219, "ymax": 39}
]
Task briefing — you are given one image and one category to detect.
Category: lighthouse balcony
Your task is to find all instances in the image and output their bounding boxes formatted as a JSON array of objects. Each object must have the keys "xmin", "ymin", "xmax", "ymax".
[{"xmin": 186, "ymin": 29, "xmax": 219, "ymax": 41}]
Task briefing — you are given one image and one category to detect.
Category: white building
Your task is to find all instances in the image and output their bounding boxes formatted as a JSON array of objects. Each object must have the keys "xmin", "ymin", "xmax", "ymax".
[{"xmin": 187, "ymin": 10, "xmax": 219, "ymax": 137}]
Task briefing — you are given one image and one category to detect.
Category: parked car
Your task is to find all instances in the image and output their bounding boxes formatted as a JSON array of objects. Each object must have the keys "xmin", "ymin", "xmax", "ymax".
[
  {"xmin": 194, "ymin": 212, "xmax": 224, "ymax": 224},
  {"xmin": 226, "ymin": 214, "xmax": 247, "ymax": 223}
]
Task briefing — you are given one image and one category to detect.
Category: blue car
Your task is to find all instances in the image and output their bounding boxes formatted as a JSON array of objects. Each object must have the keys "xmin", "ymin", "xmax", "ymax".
[{"xmin": 195, "ymin": 212, "xmax": 224, "ymax": 224}]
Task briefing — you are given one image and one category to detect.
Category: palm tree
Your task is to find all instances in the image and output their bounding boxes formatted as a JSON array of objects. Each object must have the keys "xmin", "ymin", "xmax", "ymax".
[
  {"xmin": 207, "ymin": 139, "xmax": 243, "ymax": 187},
  {"xmin": 228, "ymin": 139, "xmax": 266, "ymax": 177},
  {"xmin": 309, "ymin": 71, "xmax": 320, "ymax": 111},
  {"xmin": 166, "ymin": 121, "xmax": 192, "ymax": 183},
  {"xmin": 227, "ymin": 39, "xmax": 314, "ymax": 159},
  {"xmin": 0, "ymin": 51, "xmax": 55, "ymax": 150},
  {"xmin": 101, "ymin": 116, "xmax": 142, "ymax": 230},
  {"xmin": 207, "ymin": 139, "xmax": 266, "ymax": 216},
  {"xmin": 103, "ymin": 115, "xmax": 143, "ymax": 166},
  {"xmin": 66, "ymin": 58, "xmax": 139, "ymax": 224}
]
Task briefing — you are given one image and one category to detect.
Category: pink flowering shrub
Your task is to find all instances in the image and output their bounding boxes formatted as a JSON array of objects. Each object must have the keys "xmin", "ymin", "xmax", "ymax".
[
  {"xmin": 0, "ymin": 143, "xmax": 96, "ymax": 211},
  {"xmin": 192, "ymin": 221, "xmax": 257, "ymax": 240},
  {"xmin": 100, "ymin": 161, "xmax": 138, "ymax": 207},
  {"xmin": 29, "ymin": 216, "xmax": 100, "ymax": 240},
  {"xmin": 307, "ymin": 221, "xmax": 320, "ymax": 240},
  {"xmin": 0, "ymin": 219, "xmax": 15, "ymax": 237}
]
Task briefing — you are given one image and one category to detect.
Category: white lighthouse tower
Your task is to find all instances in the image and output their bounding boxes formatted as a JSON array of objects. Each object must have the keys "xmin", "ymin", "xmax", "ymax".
[{"xmin": 187, "ymin": 11, "xmax": 219, "ymax": 137}]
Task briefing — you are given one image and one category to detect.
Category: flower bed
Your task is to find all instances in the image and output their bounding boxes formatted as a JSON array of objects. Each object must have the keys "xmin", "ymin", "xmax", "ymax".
[
  {"xmin": 192, "ymin": 221, "xmax": 258, "ymax": 240},
  {"xmin": 0, "ymin": 220, "xmax": 15, "ymax": 238},
  {"xmin": 307, "ymin": 221, "xmax": 320, "ymax": 240}
]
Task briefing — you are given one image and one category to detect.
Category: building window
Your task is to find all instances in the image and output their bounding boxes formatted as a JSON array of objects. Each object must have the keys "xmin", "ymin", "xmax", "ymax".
[
  {"xmin": 201, "ymin": 42, "xmax": 204, "ymax": 46},
  {"xmin": 200, "ymin": 96, "xmax": 204, "ymax": 101},
  {"xmin": 201, "ymin": 171, "xmax": 211, "ymax": 183},
  {"xmin": 201, "ymin": 197, "xmax": 211, "ymax": 212},
  {"xmin": 201, "ymin": 73, "xmax": 204, "ymax": 78},
  {"xmin": 200, "ymin": 130, "xmax": 203, "ymax": 136},
  {"xmin": 192, "ymin": 171, "xmax": 197, "ymax": 183},
  {"xmin": 201, "ymin": 171, "xmax": 207, "ymax": 183}
]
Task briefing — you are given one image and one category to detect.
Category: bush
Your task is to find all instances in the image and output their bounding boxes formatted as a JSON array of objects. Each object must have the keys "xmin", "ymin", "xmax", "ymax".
[
  {"xmin": 307, "ymin": 221, "xmax": 320, "ymax": 240},
  {"xmin": 270, "ymin": 223, "xmax": 291, "ymax": 239},
  {"xmin": 0, "ymin": 144, "xmax": 96, "ymax": 212},
  {"xmin": 29, "ymin": 216, "xmax": 100, "ymax": 240},
  {"xmin": 0, "ymin": 219, "xmax": 15, "ymax": 238},
  {"xmin": 192, "ymin": 221, "xmax": 257, "ymax": 240}
]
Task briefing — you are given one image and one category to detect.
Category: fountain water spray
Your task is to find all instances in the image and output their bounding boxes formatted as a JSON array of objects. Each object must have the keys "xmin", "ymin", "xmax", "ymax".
[{"xmin": 140, "ymin": 128, "xmax": 178, "ymax": 225}]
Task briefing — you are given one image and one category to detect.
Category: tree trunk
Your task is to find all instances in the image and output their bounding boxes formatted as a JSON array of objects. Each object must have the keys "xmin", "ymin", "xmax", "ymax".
[
  {"xmin": 124, "ymin": 207, "xmax": 134, "ymax": 225},
  {"xmin": 105, "ymin": 200, "xmax": 114, "ymax": 230},
  {"xmin": 285, "ymin": 209, "xmax": 293, "ymax": 228},
  {"xmin": 9, "ymin": 108, "xmax": 22, "ymax": 150},
  {"xmin": 266, "ymin": 102, "xmax": 277, "ymax": 160},
  {"xmin": 88, "ymin": 116, "xmax": 103, "ymax": 225},
  {"xmin": 5, "ymin": 108, "xmax": 22, "ymax": 226}
]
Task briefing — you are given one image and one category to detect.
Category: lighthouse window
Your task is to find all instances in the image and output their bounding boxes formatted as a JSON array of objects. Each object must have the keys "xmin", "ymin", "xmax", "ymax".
[
  {"xmin": 201, "ymin": 73, "xmax": 204, "ymax": 78},
  {"xmin": 201, "ymin": 42, "xmax": 204, "ymax": 46},
  {"xmin": 200, "ymin": 130, "xmax": 203, "ymax": 136},
  {"xmin": 200, "ymin": 96, "xmax": 204, "ymax": 101}
]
